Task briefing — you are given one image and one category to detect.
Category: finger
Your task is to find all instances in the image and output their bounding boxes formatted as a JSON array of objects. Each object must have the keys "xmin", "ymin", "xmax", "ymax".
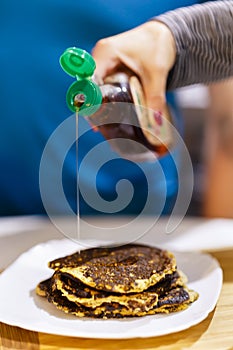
[
  {"xmin": 92, "ymin": 39, "xmax": 120, "ymax": 79},
  {"xmin": 141, "ymin": 68, "xmax": 168, "ymax": 115}
]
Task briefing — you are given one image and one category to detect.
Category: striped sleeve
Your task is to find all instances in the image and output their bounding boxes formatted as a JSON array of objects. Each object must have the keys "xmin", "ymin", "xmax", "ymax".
[{"xmin": 155, "ymin": 1, "xmax": 233, "ymax": 90}]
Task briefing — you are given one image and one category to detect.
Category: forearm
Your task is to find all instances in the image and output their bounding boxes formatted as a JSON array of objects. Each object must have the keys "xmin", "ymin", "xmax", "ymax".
[
  {"xmin": 155, "ymin": 1, "xmax": 233, "ymax": 90},
  {"xmin": 203, "ymin": 147, "xmax": 233, "ymax": 218},
  {"xmin": 203, "ymin": 80, "xmax": 233, "ymax": 218}
]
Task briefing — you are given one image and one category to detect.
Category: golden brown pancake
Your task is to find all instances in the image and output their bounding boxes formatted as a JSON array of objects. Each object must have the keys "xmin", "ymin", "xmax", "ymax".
[
  {"xmin": 36, "ymin": 277, "xmax": 198, "ymax": 318},
  {"xmin": 36, "ymin": 244, "xmax": 198, "ymax": 319},
  {"xmin": 53, "ymin": 272, "xmax": 158, "ymax": 310},
  {"xmin": 58, "ymin": 244, "xmax": 177, "ymax": 293},
  {"xmin": 148, "ymin": 287, "xmax": 198, "ymax": 314},
  {"xmin": 50, "ymin": 270, "xmax": 184, "ymax": 309}
]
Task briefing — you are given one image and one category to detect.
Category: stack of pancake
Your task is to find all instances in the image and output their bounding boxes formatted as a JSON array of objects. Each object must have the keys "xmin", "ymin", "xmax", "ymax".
[{"xmin": 36, "ymin": 244, "xmax": 198, "ymax": 318}]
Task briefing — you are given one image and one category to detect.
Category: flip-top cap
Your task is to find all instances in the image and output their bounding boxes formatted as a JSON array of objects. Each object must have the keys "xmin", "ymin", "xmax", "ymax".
[
  {"xmin": 66, "ymin": 79, "xmax": 102, "ymax": 115},
  {"xmin": 60, "ymin": 47, "xmax": 96, "ymax": 79}
]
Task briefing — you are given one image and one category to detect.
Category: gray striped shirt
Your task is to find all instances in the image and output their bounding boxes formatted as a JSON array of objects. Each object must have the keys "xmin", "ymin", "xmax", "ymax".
[{"xmin": 156, "ymin": 1, "xmax": 233, "ymax": 90}]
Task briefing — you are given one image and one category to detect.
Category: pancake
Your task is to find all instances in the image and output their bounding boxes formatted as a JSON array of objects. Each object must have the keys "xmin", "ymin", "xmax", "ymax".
[
  {"xmin": 51, "ymin": 270, "xmax": 184, "ymax": 309},
  {"xmin": 148, "ymin": 287, "xmax": 198, "ymax": 314},
  {"xmin": 36, "ymin": 244, "xmax": 198, "ymax": 319},
  {"xmin": 36, "ymin": 277, "xmax": 50, "ymax": 297},
  {"xmin": 53, "ymin": 272, "xmax": 158, "ymax": 310},
  {"xmin": 36, "ymin": 278, "xmax": 156, "ymax": 317},
  {"xmin": 36, "ymin": 278, "xmax": 198, "ymax": 318},
  {"xmin": 58, "ymin": 244, "xmax": 177, "ymax": 293},
  {"xmin": 49, "ymin": 246, "xmax": 119, "ymax": 270}
]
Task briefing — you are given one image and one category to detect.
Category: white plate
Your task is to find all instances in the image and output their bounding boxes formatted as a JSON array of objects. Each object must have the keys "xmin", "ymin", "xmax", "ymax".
[{"xmin": 0, "ymin": 239, "xmax": 222, "ymax": 339}]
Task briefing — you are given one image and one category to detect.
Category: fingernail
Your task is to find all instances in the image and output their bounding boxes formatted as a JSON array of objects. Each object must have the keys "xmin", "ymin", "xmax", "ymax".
[{"xmin": 153, "ymin": 111, "xmax": 163, "ymax": 126}]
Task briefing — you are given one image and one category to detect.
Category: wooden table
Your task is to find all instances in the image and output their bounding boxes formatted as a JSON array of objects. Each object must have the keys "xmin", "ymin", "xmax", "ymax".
[{"xmin": 0, "ymin": 217, "xmax": 233, "ymax": 350}]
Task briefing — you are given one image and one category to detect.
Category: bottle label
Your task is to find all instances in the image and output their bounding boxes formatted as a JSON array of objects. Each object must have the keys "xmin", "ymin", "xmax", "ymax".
[{"xmin": 129, "ymin": 76, "xmax": 173, "ymax": 147}]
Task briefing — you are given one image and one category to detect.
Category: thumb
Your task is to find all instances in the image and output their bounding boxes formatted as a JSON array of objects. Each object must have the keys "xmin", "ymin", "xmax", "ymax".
[
  {"xmin": 139, "ymin": 71, "xmax": 172, "ymax": 149},
  {"xmin": 141, "ymin": 69, "xmax": 167, "ymax": 117}
]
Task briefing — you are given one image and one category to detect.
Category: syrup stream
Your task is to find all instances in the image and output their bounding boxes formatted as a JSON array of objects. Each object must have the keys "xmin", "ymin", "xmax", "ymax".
[{"xmin": 76, "ymin": 111, "xmax": 80, "ymax": 245}]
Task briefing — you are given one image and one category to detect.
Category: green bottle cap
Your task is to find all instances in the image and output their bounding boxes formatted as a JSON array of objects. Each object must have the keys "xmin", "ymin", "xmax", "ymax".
[
  {"xmin": 60, "ymin": 47, "xmax": 103, "ymax": 115},
  {"xmin": 60, "ymin": 47, "xmax": 96, "ymax": 79},
  {"xmin": 66, "ymin": 79, "xmax": 102, "ymax": 115}
]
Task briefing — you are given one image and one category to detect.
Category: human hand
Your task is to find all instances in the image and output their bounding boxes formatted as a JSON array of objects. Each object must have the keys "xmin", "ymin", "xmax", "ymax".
[{"xmin": 92, "ymin": 21, "xmax": 176, "ymax": 115}]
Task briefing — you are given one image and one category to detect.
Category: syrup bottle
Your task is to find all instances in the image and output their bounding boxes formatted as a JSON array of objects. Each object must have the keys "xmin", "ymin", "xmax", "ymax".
[{"xmin": 60, "ymin": 47, "xmax": 174, "ymax": 162}]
